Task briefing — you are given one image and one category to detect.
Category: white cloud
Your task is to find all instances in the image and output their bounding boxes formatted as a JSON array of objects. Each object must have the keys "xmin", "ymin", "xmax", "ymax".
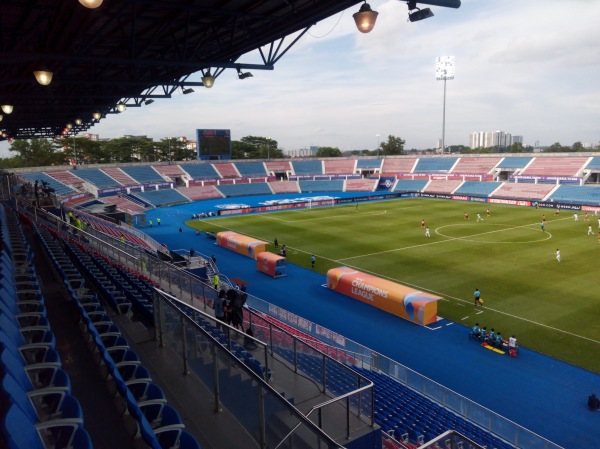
[{"xmin": 2, "ymin": 0, "xmax": 599, "ymax": 158}]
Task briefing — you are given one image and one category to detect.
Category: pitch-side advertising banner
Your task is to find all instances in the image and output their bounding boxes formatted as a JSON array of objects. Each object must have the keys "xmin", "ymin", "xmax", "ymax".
[
  {"xmin": 216, "ymin": 231, "xmax": 267, "ymax": 259},
  {"xmin": 326, "ymin": 267, "xmax": 441, "ymax": 326}
]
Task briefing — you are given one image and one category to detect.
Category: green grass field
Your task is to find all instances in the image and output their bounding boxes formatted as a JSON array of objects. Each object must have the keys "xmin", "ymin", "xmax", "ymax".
[{"xmin": 187, "ymin": 198, "xmax": 600, "ymax": 373}]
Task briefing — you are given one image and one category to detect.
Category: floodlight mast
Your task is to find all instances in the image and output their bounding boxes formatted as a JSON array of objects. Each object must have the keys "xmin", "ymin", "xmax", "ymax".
[{"xmin": 435, "ymin": 56, "xmax": 455, "ymax": 154}]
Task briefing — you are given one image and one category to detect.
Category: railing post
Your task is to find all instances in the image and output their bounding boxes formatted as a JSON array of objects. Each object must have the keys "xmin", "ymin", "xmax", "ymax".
[
  {"xmin": 258, "ymin": 387, "xmax": 267, "ymax": 449},
  {"xmin": 211, "ymin": 343, "xmax": 222, "ymax": 413},
  {"xmin": 180, "ymin": 314, "xmax": 189, "ymax": 374},
  {"xmin": 153, "ymin": 291, "xmax": 164, "ymax": 347},
  {"xmin": 321, "ymin": 353, "xmax": 327, "ymax": 393}
]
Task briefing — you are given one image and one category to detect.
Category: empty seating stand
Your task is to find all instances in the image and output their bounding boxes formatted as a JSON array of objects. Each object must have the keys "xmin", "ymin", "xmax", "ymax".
[
  {"xmin": 1, "ymin": 205, "xmax": 93, "ymax": 449},
  {"xmin": 393, "ymin": 180, "xmax": 428, "ymax": 193},
  {"xmin": 298, "ymin": 179, "xmax": 343, "ymax": 192},
  {"xmin": 20, "ymin": 172, "xmax": 78, "ymax": 197},
  {"xmin": 454, "ymin": 181, "xmax": 502, "ymax": 197},
  {"xmin": 216, "ymin": 183, "xmax": 272, "ymax": 197},
  {"xmin": 413, "ymin": 158, "xmax": 457, "ymax": 173},
  {"xmin": 292, "ymin": 160, "xmax": 323, "ymax": 176},
  {"xmin": 133, "ymin": 189, "xmax": 189, "ymax": 208},
  {"xmin": 68, "ymin": 168, "xmax": 120, "ymax": 189},
  {"xmin": 121, "ymin": 166, "xmax": 166, "ymax": 184},
  {"xmin": 180, "ymin": 163, "xmax": 220, "ymax": 180},
  {"xmin": 28, "ymin": 219, "xmax": 201, "ymax": 449},
  {"xmin": 234, "ymin": 162, "xmax": 268, "ymax": 177}
]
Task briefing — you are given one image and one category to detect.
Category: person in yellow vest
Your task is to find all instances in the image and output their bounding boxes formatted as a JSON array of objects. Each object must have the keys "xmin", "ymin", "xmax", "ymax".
[
  {"xmin": 120, "ymin": 235, "xmax": 125, "ymax": 244},
  {"xmin": 149, "ymin": 219, "xmax": 153, "ymax": 228},
  {"xmin": 213, "ymin": 273, "xmax": 219, "ymax": 290},
  {"xmin": 157, "ymin": 217, "xmax": 161, "ymax": 226},
  {"xmin": 68, "ymin": 210, "xmax": 73, "ymax": 224}
]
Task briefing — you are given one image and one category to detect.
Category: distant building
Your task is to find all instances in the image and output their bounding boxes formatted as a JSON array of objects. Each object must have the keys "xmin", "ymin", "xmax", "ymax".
[
  {"xmin": 78, "ymin": 133, "xmax": 99, "ymax": 141},
  {"xmin": 469, "ymin": 130, "xmax": 517, "ymax": 149}
]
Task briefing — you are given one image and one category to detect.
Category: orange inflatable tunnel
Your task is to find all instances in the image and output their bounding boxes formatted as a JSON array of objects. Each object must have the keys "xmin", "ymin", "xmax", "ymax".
[
  {"xmin": 326, "ymin": 267, "xmax": 441, "ymax": 326},
  {"xmin": 216, "ymin": 231, "xmax": 267, "ymax": 259}
]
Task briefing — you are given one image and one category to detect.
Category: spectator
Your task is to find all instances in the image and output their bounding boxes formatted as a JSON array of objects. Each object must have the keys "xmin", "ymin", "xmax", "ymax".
[
  {"xmin": 471, "ymin": 323, "xmax": 480, "ymax": 339},
  {"xmin": 179, "ymin": 227, "xmax": 183, "ymax": 233},
  {"xmin": 311, "ymin": 254, "xmax": 315, "ymax": 269},
  {"xmin": 495, "ymin": 332, "xmax": 503, "ymax": 348},
  {"xmin": 244, "ymin": 327, "xmax": 258, "ymax": 351},
  {"xmin": 479, "ymin": 326, "xmax": 488, "ymax": 342},
  {"xmin": 274, "ymin": 237, "xmax": 278, "ymax": 248},
  {"xmin": 211, "ymin": 255, "xmax": 217, "ymax": 264},
  {"xmin": 229, "ymin": 289, "xmax": 246, "ymax": 331},
  {"xmin": 487, "ymin": 328, "xmax": 496, "ymax": 344},
  {"xmin": 587, "ymin": 393, "xmax": 600, "ymax": 411},
  {"xmin": 189, "ymin": 248, "xmax": 195, "ymax": 258},
  {"xmin": 214, "ymin": 290, "xmax": 227, "ymax": 331},
  {"xmin": 508, "ymin": 335, "xmax": 518, "ymax": 354}
]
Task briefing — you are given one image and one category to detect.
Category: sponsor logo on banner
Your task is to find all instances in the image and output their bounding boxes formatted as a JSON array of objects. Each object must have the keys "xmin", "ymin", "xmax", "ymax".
[
  {"xmin": 581, "ymin": 205, "xmax": 600, "ymax": 213},
  {"xmin": 350, "ymin": 277, "xmax": 390, "ymax": 302},
  {"xmin": 470, "ymin": 196, "xmax": 488, "ymax": 203},
  {"xmin": 377, "ymin": 177, "xmax": 396, "ymax": 190},
  {"xmin": 215, "ymin": 203, "xmax": 251, "ymax": 209},
  {"xmin": 452, "ymin": 195, "xmax": 469, "ymax": 201},
  {"xmin": 62, "ymin": 192, "xmax": 87, "ymax": 202},
  {"xmin": 218, "ymin": 208, "xmax": 253, "ymax": 216},
  {"xmin": 489, "ymin": 198, "xmax": 532, "ymax": 206}
]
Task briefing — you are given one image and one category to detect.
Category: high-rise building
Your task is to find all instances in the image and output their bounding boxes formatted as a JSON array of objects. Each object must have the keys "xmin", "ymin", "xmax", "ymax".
[{"xmin": 469, "ymin": 130, "xmax": 519, "ymax": 149}]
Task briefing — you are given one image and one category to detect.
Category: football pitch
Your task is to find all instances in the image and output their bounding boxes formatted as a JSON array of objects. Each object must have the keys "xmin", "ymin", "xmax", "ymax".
[{"xmin": 192, "ymin": 197, "xmax": 600, "ymax": 373}]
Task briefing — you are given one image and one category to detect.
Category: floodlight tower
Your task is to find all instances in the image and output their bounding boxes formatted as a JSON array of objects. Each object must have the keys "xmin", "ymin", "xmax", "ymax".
[{"xmin": 435, "ymin": 56, "xmax": 455, "ymax": 154}]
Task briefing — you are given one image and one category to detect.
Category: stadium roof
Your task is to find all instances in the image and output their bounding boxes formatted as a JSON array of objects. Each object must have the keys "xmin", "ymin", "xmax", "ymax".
[{"xmin": 0, "ymin": 0, "xmax": 460, "ymax": 142}]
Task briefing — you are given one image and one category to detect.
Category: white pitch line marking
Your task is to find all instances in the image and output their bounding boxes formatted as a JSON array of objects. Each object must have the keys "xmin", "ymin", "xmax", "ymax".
[{"xmin": 339, "ymin": 218, "xmax": 571, "ymax": 262}]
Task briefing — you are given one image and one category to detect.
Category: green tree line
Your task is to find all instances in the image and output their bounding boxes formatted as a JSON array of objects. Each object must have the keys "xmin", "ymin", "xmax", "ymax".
[{"xmin": 2, "ymin": 134, "xmax": 593, "ymax": 169}]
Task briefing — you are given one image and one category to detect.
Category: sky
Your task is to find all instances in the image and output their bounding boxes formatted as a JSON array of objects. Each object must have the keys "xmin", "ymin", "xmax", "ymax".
[{"xmin": 1, "ymin": 0, "xmax": 599, "ymax": 158}]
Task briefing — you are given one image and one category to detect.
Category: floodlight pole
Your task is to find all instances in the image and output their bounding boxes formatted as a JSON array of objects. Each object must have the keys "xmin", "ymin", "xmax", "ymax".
[
  {"xmin": 436, "ymin": 56, "xmax": 455, "ymax": 155},
  {"xmin": 442, "ymin": 75, "xmax": 447, "ymax": 154}
]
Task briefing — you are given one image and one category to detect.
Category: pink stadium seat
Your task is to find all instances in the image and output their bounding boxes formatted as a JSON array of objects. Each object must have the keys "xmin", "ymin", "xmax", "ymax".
[
  {"xmin": 269, "ymin": 181, "xmax": 300, "ymax": 194},
  {"xmin": 178, "ymin": 185, "xmax": 224, "ymax": 201},
  {"xmin": 212, "ymin": 163, "xmax": 240, "ymax": 178},
  {"xmin": 346, "ymin": 179, "xmax": 377, "ymax": 192},
  {"xmin": 153, "ymin": 164, "xmax": 186, "ymax": 178},
  {"xmin": 451, "ymin": 157, "xmax": 501, "ymax": 174},
  {"xmin": 103, "ymin": 196, "xmax": 147, "ymax": 213},
  {"xmin": 323, "ymin": 159, "xmax": 356, "ymax": 175},
  {"xmin": 265, "ymin": 161, "xmax": 292, "ymax": 174},
  {"xmin": 47, "ymin": 170, "xmax": 86, "ymax": 186},
  {"xmin": 101, "ymin": 167, "xmax": 137, "ymax": 186},
  {"xmin": 423, "ymin": 179, "xmax": 463, "ymax": 194},
  {"xmin": 491, "ymin": 183, "xmax": 554, "ymax": 200},
  {"xmin": 381, "ymin": 158, "xmax": 417, "ymax": 174},
  {"xmin": 520, "ymin": 157, "xmax": 588, "ymax": 177}
]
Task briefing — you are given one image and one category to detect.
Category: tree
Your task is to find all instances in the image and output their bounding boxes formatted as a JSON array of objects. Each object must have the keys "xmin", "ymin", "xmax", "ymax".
[
  {"xmin": 509, "ymin": 142, "xmax": 525, "ymax": 153},
  {"xmin": 571, "ymin": 141, "xmax": 584, "ymax": 152},
  {"xmin": 379, "ymin": 135, "xmax": 405, "ymax": 156},
  {"xmin": 9, "ymin": 139, "xmax": 63, "ymax": 167},
  {"xmin": 156, "ymin": 138, "xmax": 195, "ymax": 161},
  {"xmin": 315, "ymin": 146, "xmax": 342, "ymax": 158},
  {"xmin": 544, "ymin": 142, "xmax": 571, "ymax": 153},
  {"xmin": 237, "ymin": 136, "xmax": 283, "ymax": 159}
]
